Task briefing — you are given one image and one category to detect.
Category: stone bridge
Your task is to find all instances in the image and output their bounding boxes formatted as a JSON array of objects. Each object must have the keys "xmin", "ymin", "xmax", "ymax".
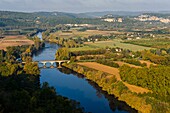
[
  {"xmin": 37, "ymin": 60, "xmax": 70, "ymax": 66},
  {"xmin": 22, "ymin": 60, "xmax": 70, "ymax": 67}
]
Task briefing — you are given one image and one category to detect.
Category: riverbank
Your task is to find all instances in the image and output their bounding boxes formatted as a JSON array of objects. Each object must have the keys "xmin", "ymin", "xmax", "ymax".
[
  {"xmin": 63, "ymin": 63, "xmax": 169, "ymax": 113},
  {"xmin": 77, "ymin": 62, "xmax": 151, "ymax": 94}
]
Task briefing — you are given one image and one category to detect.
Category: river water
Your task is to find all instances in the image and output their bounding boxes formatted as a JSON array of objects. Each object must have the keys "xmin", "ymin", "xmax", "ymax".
[{"xmin": 33, "ymin": 32, "xmax": 137, "ymax": 113}]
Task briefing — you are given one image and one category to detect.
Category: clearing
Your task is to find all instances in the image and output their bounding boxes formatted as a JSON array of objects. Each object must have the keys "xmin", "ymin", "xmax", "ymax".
[
  {"xmin": 78, "ymin": 62, "xmax": 151, "ymax": 94},
  {"xmin": 0, "ymin": 35, "xmax": 34, "ymax": 50}
]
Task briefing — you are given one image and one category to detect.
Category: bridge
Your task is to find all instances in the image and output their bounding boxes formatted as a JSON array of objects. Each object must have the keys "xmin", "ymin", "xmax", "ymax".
[
  {"xmin": 37, "ymin": 60, "xmax": 70, "ymax": 66},
  {"xmin": 22, "ymin": 60, "xmax": 70, "ymax": 68}
]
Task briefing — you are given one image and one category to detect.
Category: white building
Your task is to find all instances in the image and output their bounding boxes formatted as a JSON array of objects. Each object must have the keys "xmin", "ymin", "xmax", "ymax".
[{"xmin": 103, "ymin": 18, "xmax": 115, "ymax": 22}]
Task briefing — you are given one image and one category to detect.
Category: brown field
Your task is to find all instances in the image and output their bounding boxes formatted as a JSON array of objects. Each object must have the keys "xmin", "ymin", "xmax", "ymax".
[
  {"xmin": 123, "ymin": 82, "xmax": 151, "ymax": 94},
  {"xmin": 78, "ymin": 62, "xmax": 151, "ymax": 94},
  {"xmin": 78, "ymin": 62, "xmax": 121, "ymax": 80},
  {"xmin": 0, "ymin": 35, "xmax": 34, "ymax": 50},
  {"xmin": 114, "ymin": 61, "xmax": 142, "ymax": 68}
]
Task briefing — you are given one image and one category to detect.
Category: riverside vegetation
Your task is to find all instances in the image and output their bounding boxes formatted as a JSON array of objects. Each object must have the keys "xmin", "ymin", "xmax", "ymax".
[
  {"xmin": 0, "ymin": 45, "xmax": 85, "ymax": 113},
  {"xmin": 55, "ymin": 46, "xmax": 170, "ymax": 113},
  {"xmin": 63, "ymin": 63, "xmax": 170, "ymax": 113}
]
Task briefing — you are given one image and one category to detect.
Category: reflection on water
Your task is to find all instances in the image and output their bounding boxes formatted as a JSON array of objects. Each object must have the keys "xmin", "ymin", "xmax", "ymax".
[
  {"xmin": 33, "ymin": 42, "xmax": 59, "ymax": 61},
  {"xmin": 59, "ymin": 67, "xmax": 137, "ymax": 113},
  {"xmin": 33, "ymin": 34, "xmax": 137, "ymax": 113}
]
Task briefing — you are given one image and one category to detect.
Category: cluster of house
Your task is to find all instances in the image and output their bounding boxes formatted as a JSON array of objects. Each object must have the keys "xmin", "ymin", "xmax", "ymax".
[
  {"xmin": 134, "ymin": 15, "xmax": 170, "ymax": 23},
  {"xmin": 102, "ymin": 18, "xmax": 123, "ymax": 23},
  {"xmin": 65, "ymin": 24, "xmax": 93, "ymax": 27},
  {"xmin": 124, "ymin": 32, "xmax": 155, "ymax": 40}
]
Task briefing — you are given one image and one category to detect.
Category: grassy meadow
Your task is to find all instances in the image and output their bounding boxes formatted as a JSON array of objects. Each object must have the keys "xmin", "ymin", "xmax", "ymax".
[
  {"xmin": 84, "ymin": 39, "xmax": 152, "ymax": 51},
  {"xmin": 124, "ymin": 38, "xmax": 170, "ymax": 48}
]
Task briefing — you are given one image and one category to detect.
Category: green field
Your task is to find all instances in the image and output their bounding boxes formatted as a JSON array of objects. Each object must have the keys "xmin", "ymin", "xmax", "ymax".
[
  {"xmin": 69, "ymin": 39, "xmax": 153, "ymax": 52},
  {"xmin": 84, "ymin": 40, "xmax": 153, "ymax": 51},
  {"xmin": 124, "ymin": 38, "xmax": 170, "ymax": 48}
]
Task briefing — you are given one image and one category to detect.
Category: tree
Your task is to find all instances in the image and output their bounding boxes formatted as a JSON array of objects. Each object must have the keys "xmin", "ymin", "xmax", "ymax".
[
  {"xmin": 55, "ymin": 48, "xmax": 70, "ymax": 60},
  {"xmin": 34, "ymin": 36, "xmax": 41, "ymax": 50},
  {"xmin": 24, "ymin": 62, "xmax": 40, "ymax": 76}
]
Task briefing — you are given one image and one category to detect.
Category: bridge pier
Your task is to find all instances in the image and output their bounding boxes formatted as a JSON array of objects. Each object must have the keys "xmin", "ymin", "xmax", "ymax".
[
  {"xmin": 50, "ymin": 61, "xmax": 56, "ymax": 66},
  {"xmin": 58, "ymin": 61, "xmax": 62, "ymax": 66},
  {"xmin": 40, "ymin": 62, "xmax": 47, "ymax": 66}
]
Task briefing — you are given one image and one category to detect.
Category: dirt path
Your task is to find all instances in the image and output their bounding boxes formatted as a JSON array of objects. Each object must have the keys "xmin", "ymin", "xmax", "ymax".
[
  {"xmin": 78, "ymin": 62, "xmax": 150, "ymax": 94},
  {"xmin": 139, "ymin": 60, "xmax": 157, "ymax": 68}
]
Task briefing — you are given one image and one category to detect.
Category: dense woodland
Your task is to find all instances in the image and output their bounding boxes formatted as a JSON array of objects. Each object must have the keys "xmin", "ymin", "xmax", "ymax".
[
  {"xmin": 120, "ymin": 65, "xmax": 170, "ymax": 103},
  {"xmin": 0, "ymin": 45, "xmax": 84, "ymax": 113}
]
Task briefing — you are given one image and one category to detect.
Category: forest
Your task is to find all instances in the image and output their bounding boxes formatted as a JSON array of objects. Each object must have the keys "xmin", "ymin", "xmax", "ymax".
[
  {"xmin": 0, "ymin": 45, "xmax": 84, "ymax": 113},
  {"xmin": 119, "ymin": 65, "xmax": 170, "ymax": 103}
]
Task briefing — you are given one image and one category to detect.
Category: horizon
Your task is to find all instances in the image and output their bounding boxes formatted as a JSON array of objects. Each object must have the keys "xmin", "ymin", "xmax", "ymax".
[
  {"xmin": 0, "ymin": 10, "xmax": 170, "ymax": 14},
  {"xmin": 0, "ymin": 0, "xmax": 170, "ymax": 13}
]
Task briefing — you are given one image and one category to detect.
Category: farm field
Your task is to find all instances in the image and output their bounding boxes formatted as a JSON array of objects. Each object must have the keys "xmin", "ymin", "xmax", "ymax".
[
  {"xmin": 78, "ymin": 62, "xmax": 121, "ymax": 80},
  {"xmin": 0, "ymin": 35, "xmax": 34, "ymax": 50},
  {"xmin": 124, "ymin": 38, "xmax": 170, "ymax": 48},
  {"xmin": 78, "ymin": 62, "xmax": 150, "ymax": 94},
  {"xmin": 54, "ymin": 30, "xmax": 123, "ymax": 38},
  {"xmin": 69, "ymin": 45, "xmax": 99, "ymax": 52},
  {"xmin": 84, "ymin": 39, "xmax": 153, "ymax": 51}
]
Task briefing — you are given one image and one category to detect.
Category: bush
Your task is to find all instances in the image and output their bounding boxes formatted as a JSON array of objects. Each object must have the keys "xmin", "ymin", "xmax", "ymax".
[
  {"xmin": 96, "ymin": 59, "xmax": 119, "ymax": 68},
  {"xmin": 124, "ymin": 59, "xmax": 147, "ymax": 67}
]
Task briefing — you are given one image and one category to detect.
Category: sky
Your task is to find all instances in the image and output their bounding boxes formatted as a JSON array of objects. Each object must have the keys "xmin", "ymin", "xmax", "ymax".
[{"xmin": 0, "ymin": 0, "xmax": 170, "ymax": 13}]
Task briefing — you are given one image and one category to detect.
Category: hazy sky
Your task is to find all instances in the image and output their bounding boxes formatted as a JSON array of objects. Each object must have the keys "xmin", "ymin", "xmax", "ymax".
[{"xmin": 0, "ymin": 0, "xmax": 170, "ymax": 13}]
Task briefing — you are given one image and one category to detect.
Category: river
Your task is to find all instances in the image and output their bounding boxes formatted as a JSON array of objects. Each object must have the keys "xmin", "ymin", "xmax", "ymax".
[{"xmin": 33, "ymin": 32, "xmax": 137, "ymax": 113}]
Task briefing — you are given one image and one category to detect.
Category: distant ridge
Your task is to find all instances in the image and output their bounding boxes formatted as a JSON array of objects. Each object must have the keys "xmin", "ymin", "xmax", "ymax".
[{"xmin": 1, "ymin": 10, "xmax": 170, "ymax": 19}]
